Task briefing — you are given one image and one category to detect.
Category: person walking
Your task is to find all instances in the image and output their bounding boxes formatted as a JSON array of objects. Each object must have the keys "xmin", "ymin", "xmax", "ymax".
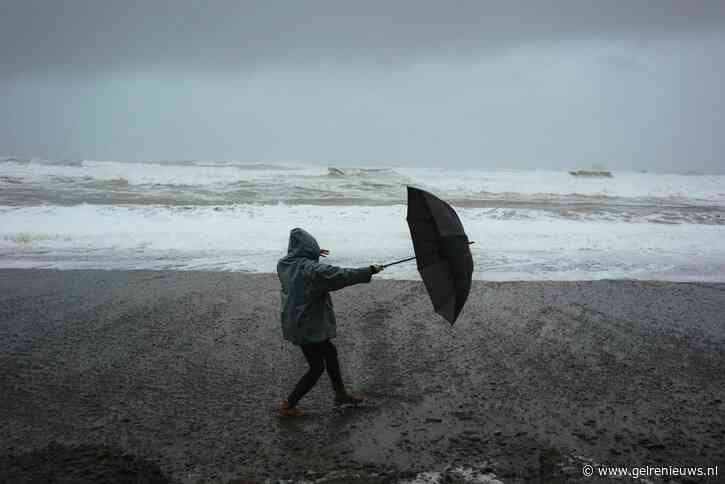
[{"xmin": 277, "ymin": 228, "xmax": 383, "ymax": 417}]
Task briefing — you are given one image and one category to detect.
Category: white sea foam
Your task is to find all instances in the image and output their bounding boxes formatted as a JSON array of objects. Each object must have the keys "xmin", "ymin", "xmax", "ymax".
[
  {"xmin": 399, "ymin": 464, "xmax": 504, "ymax": 484},
  {"xmin": 2, "ymin": 158, "xmax": 724, "ymax": 279},
  {"xmin": 1, "ymin": 204, "xmax": 723, "ymax": 280}
]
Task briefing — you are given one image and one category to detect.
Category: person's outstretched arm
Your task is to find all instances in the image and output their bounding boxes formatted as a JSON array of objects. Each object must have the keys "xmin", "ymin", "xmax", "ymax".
[{"xmin": 306, "ymin": 262, "xmax": 383, "ymax": 293}]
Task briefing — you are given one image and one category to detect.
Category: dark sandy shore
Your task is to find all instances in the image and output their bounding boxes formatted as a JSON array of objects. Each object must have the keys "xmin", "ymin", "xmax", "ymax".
[{"xmin": 1, "ymin": 269, "xmax": 723, "ymax": 483}]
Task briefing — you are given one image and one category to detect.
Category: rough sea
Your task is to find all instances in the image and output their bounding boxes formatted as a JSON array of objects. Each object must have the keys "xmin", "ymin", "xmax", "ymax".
[{"xmin": 1, "ymin": 157, "xmax": 724, "ymax": 281}]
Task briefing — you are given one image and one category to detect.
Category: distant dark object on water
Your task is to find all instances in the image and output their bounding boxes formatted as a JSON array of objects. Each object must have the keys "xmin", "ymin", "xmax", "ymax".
[
  {"xmin": 328, "ymin": 167, "xmax": 347, "ymax": 176},
  {"xmin": 569, "ymin": 170, "xmax": 613, "ymax": 178}
]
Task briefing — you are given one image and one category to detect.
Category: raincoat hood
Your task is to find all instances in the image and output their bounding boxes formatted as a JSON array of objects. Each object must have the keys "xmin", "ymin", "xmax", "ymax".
[{"xmin": 286, "ymin": 228, "xmax": 320, "ymax": 261}]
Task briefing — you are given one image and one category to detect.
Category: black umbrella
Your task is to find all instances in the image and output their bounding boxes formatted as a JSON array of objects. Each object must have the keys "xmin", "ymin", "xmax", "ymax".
[{"xmin": 383, "ymin": 186, "xmax": 474, "ymax": 324}]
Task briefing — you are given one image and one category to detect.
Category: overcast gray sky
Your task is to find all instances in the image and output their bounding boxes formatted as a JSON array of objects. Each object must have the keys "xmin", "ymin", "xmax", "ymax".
[{"xmin": 2, "ymin": 1, "xmax": 724, "ymax": 172}]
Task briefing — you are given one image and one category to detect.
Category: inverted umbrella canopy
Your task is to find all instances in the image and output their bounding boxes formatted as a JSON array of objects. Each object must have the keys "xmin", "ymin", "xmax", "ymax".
[{"xmin": 405, "ymin": 186, "xmax": 473, "ymax": 324}]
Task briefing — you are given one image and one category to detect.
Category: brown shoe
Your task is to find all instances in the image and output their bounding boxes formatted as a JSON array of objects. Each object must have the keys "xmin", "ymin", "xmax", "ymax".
[
  {"xmin": 334, "ymin": 392, "xmax": 364, "ymax": 406},
  {"xmin": 279, "ymin": 400, "xmax": 304, "ymax": 417}
]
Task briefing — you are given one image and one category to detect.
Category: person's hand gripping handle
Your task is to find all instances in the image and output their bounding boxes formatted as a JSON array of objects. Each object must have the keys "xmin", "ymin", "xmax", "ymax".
[{"xmin": 370, "ymin": 264, "xmax": 384, "ymax": 274}]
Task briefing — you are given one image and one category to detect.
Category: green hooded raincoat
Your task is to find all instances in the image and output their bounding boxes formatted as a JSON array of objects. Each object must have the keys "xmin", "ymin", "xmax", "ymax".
[{"xmin": 277, "ymin": 228, "xmax": 373, "ymax": 346}]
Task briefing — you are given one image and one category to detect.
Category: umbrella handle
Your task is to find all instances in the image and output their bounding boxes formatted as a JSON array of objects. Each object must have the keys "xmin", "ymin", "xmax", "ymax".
[{"xmin": 381, "ymin": 241, "xmax": 474, "ymax": 268}]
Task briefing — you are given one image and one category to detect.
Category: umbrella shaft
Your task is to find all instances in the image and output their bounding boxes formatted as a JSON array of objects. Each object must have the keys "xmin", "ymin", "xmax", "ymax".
[
  {"xmin": 382, "ymin": 241, "xmax": 474, "ymax": 269},
  {"xmin": 381, "ymin": 256, "xmax": 417, "ymax": 268}
]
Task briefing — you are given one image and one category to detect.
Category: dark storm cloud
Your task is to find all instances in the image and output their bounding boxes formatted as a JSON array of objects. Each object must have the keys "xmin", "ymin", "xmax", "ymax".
[
  {"xmin": 2, "ymin": 1, "xmax": 724, "ymax": 171},
  {"xmin": 2, "ymin": 0, "xmax": 725, "ymax": 77}
]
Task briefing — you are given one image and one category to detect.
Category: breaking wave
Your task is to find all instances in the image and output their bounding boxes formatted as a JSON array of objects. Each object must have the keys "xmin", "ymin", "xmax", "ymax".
[
  {"xmin": 1, "ymin": 158, "xmax": 724, "ymax": 279},
  {"xmin": 328, "ymin": 166, "xmax": 396, "ymax": 177},
  {"xmin": 1, "ymin": 203, "xmax": 724, "ymax": 280},
  {"xmin": 0, "ymin": 157, "xmax": 723, "ymax": 224}
]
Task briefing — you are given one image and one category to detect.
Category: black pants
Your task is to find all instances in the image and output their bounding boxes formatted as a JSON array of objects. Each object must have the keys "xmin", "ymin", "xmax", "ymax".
[{"xmin": 287, "ymin": 339, "xmax": 345, "ymax": 407}]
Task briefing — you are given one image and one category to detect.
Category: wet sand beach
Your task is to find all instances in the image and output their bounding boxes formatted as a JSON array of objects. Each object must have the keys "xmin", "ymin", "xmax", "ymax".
[{"xmin": 1, "ymin": 269, "xmax": 723, "ymax": 483}]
